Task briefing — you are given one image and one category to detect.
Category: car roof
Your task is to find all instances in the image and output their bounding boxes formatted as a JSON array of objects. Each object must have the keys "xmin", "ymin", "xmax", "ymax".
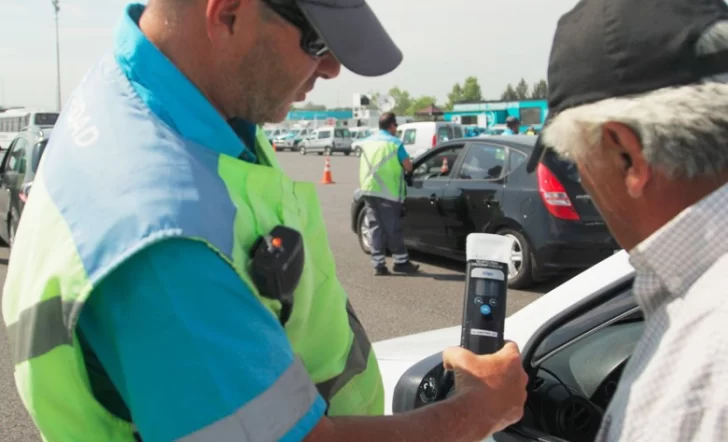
[
  {"xmin": 436, "ymin": 135, "xmax": 536, "ymax": 152},
  {"xmin": 22, "ymin": 125, "xmax": 54, "ymax": 141}
]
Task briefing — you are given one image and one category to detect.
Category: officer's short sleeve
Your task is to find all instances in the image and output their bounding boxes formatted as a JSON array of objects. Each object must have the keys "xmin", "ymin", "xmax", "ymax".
[
  {"xmin": 77, "ymin": 238, "xmax": 326, "ymax": 442},
  {"xmin": 397, "ymin": 142, "xmax": 410, "ymax": 163}
]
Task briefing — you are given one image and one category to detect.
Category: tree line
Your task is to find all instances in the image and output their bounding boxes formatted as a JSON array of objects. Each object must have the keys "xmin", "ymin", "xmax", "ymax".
[{"xmin": 292, "ymin": 77, "xmax": 549, "ymax": 115}]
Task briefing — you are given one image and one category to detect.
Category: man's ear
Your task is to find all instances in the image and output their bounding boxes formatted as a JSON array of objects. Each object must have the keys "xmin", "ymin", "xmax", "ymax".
[
  {"xmin": 206, "ymin": 0, "xmax": 251, "ymax": 38},
  {"xmin": 601, "ymin": 122, "xmax": 650, "ymax": 199}
]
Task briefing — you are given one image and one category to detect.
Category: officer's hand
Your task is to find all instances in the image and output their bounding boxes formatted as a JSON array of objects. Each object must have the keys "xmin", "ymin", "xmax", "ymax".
[{"xmin": 442, "ymin": 341, "xmax": 528, "ymax": 434}]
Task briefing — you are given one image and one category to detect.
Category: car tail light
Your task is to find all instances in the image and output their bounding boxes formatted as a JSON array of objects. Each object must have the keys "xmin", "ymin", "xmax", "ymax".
[
  {"xmin": 432, "ymin": 134, "xmax": 437, "ymax": 147},
  {"xmin": 537, "ymin": 163, "xmax": 580, "ymax": 221}
]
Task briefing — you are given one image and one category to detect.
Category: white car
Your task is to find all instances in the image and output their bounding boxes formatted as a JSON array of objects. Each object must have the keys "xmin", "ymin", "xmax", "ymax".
[{"xmin": 373, "ymin": 250, "xmax": 637, "ymax": 441}]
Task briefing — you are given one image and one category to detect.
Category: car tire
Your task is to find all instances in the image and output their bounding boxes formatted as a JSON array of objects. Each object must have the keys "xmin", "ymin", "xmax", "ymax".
[
  {"xmin": 496, "ymin": 228, "xmax": 534, "ymax": 290},
  {"xmin": 356, "ymin": 207, "xmax": 372, "ymax": 255},
  {"xmin": 299, "ymin": 146, "xmax": 307, "ymax": 155},
  {"xmin": 355, "ymin": 146, "xmax": 362, "ymax": 157}
]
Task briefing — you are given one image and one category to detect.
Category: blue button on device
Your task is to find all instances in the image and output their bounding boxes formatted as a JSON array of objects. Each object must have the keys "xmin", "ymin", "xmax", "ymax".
[{"xmin": 480, "ymin": 304, "xmax": 491, "ymax": 315}]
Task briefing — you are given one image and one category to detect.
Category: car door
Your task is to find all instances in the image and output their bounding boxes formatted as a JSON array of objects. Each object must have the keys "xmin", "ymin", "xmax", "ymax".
[
  {"xmin": 438, "ymin": 141, "xmax": 509, "ymax": 253},
  {"xmin": 0, "ymin": 137, "xmax": 27, "ymax": 240},
  {"xmin": 403, "ymin": 143, "xmax": 467, "ymax": 252}
]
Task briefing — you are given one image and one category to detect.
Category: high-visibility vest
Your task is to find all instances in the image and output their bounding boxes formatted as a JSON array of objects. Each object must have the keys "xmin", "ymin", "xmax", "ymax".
[
  {"xmin": 358, "ymin": 131, "xmax": 405, "ymax": 202},
  {"xmin": 2, "ymin": 53, "xmax": 384, "ymax": 441}
]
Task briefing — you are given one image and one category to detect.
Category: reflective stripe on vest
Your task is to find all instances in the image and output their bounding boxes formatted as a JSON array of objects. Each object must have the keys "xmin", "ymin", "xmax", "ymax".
[
  {"xmin": 359, "ymin": 136, "xmax": 405, "ymax": 202},
  {"xmin": 2, "ymin": 53, "xmax": 384, "ymax": 441}
]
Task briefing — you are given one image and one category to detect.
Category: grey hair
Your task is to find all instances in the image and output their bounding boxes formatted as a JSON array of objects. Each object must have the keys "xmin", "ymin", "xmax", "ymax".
[{"xmin": 541, "ymin": 21, "xmax": 728, "ymax": 179}]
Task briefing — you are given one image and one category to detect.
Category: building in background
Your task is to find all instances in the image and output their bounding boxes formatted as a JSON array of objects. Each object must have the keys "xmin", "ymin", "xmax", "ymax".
[{"xmin": 444, "ymin": 99, "xmax": 548, "ymax": 132}]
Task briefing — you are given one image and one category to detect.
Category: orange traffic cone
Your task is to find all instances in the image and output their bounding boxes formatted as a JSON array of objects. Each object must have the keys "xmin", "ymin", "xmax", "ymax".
[
  {"xmin": 441, "ymin": 157, "xmax": 449, "ymax": 174},
  {"xmin": 272, "ymin": 142, "xmax": 277, "ymax": 152},
  {"xmin": 321, "ymin": 156, "xmax": 335, "ymax": 184}
]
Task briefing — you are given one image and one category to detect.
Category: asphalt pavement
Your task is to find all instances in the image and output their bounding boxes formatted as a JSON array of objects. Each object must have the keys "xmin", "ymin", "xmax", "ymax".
[{"xmin": 0, "ymin": 150, "xmax": 568, "ymax": 440}]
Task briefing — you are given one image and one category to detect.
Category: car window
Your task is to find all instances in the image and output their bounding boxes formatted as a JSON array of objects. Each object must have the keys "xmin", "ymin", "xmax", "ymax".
[
  {"xmin": 412, "ymin": 145, "xmax": 464, "ymax": 180},
  {"xmin": 8, "ymin": 138, "xmax": 28, "ymax": 173},
  {"xmin": 403, "ymin": 129, "xmax": 417, "ymax": 145},
  {"xmin": 334, "ymin": 128, "xmax": 350, "ymax": 138},
  {"xmin": 533, "ymin": 284, "xmax": 638, "ymax": 363},
  {"xmin": 508, "ymin": 149, "xmax": 528, "ymax": 173},
  {"xmin": 30, "ymin": 140, "xmax": 48, "ymax": 175},
  {"xmin": 453, "ymin": 125, "xmax": 463, "ymax": 138},
  {"xmin": 318, "ymin": 130, "xmax": 331, "ymax": 139},
  {"xmin": 437, "ymin": 126, "xmax": 453, "ymax": 143},
  {"xmin": 1, "ymin": 139, "xmax": 17, "ymax": 171},
  {"xmin": 457, "ymin": 143, "xmax": 506, "ymax": 180},
  {"xmin": 33, "ymin": 113, "xmax": 59, "ymax": 126}
]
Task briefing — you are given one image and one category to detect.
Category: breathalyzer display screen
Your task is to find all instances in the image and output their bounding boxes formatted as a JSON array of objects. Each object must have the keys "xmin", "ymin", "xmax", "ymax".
[{"xmin": 474, "ymin": 278, "xmax": 500, "ymax": 298}]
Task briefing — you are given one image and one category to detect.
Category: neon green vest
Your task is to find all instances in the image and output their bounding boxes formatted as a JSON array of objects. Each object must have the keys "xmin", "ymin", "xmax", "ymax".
[
  {"xmin": 2, "ymin": 61, "xmax": 384, "ymax": 441},
  {"xmin": 359, "ymin": 132, "xmax": 406, "ymax": 203}
]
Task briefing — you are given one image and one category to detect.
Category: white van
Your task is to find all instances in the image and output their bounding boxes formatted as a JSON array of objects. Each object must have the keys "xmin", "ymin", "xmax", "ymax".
[{"xmin": 395, "ymin": 121, "xmax": 465, "ymax": 158}]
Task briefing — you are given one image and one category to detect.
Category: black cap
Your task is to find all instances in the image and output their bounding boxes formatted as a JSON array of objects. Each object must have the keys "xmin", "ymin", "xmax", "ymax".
[
  {"xmin": 526, "ymin": 0, "xmax": 728, "ymax": 173},
  {"xmin": 297, "ymin": 0, "xmax": 403, "ymax": 77}
]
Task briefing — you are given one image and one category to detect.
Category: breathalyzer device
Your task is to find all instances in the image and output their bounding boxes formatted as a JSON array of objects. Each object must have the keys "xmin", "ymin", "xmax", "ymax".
[{"xmin": 460, "ymin": 233, "xmax": 515, "ymax": 355}]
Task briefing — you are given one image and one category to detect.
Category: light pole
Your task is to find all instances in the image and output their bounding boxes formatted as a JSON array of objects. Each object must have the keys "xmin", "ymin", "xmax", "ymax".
[{"xmin": 52, "ymin": 0, "xmax": 61, "ymax": 111}]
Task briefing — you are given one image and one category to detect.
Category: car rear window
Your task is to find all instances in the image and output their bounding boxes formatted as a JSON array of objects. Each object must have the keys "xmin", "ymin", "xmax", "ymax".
[{"xmin": 437, "ymin": 126, "xmax": 453, "ymax": 142}]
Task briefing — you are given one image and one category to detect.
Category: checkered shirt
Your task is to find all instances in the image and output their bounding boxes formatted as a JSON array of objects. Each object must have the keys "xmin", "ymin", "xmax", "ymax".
[{"xmin": 595, "ymin": 183, "xmax": 728, "ymax": 441}]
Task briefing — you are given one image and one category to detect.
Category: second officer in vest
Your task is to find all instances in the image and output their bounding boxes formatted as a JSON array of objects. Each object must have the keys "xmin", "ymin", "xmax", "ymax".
[{"xmin": 359, "ymin": 112, "xmax": 420, "ymax": 275}]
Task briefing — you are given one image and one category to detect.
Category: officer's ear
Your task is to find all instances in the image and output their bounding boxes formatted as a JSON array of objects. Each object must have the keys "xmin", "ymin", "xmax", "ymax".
[{"xmin": 207, "ymin": 0, "xmax": 257, "ymax": 41}]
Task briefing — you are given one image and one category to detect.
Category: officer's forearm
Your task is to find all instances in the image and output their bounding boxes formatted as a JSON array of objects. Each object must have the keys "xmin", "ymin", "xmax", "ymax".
[{"xmin": 305, "ymin": 393, "xmax": 496, "ymax": 442}]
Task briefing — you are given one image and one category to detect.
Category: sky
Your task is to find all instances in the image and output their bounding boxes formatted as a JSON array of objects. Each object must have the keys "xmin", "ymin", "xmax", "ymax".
[{"xmin": 0, "ymin": 0, "xmax": 582, "ymax": 111}]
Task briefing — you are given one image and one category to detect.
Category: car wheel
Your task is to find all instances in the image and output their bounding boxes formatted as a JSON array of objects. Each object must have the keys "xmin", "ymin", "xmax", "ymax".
[
  {"xmin": 356, "ymin": 207, "xmax": 371, "ymax": 254},
  {"xmin": 496, "ymin": 228, "xmax": 534, "ymax": 290},
  {"xmin": 300, "ymin": 146, "xmax": 307, "ymax": 155},
  {"xmin": 355, "ymin": 146, "xmax": 362, "ymax": 157},
  {"xmin": 344, "ymin": 150, "xmax": 351, "ymax": 156}
]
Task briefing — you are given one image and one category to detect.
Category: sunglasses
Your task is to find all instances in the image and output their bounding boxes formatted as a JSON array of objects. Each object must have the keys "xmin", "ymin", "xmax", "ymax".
[{"xmin": 261, "ymin": 0, "xmax": 330, "ymax": 58}]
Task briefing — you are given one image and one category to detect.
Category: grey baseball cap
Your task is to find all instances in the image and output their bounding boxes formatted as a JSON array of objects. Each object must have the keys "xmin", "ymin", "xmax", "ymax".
[{"xmin": 297, "ymin": 0, "xmax": 403, "ymax": 77}]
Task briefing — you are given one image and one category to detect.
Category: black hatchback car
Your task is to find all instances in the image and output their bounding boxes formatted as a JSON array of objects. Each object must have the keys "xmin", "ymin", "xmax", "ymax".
[
  {"xmin": 0, "ymin": 126, "xmax": 52, "ymax": 247},
  {"xmin": 350, "ymin": 135, "xmax": 619, "ymax": 289}
]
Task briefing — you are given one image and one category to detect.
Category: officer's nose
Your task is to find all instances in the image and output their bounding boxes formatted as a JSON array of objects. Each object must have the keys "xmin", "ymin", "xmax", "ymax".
[{"xmin": 316, "ymin": 52, "xmax": 342, "ymax": 80}]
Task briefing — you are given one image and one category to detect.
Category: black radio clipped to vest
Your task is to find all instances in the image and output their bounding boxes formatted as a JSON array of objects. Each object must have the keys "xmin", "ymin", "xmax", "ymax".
[{"xmin": 249, "ymin": 225, "xmax": 305, "ymax": 326}]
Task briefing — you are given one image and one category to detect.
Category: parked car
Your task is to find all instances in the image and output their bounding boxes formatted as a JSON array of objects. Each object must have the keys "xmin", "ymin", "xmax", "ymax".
[
  {"xmin": 0, "ymin": 126, "xmax": 52, "ymax": 247},
  {"xmin": 350, "ymin": 135, "xmax": 619, "ymax": 289},
  {"xmin": 395, "ymin": 121, "xmax": 465, "ymax": 158},
  {"xmin": 299, "ymin": 126, "xmax": 354, "ymax": 156},
  {"xmin": 274, "ymin": 127, "xmax": 312, "ymax": 151},
  {"xmin": 263, "ymin": 127, "xmax": 288, "ymax": 145},
  {"xmin": 350, "ymin": 127, "xmax": 376, "ymax": 156},
  {"xmin": 373, "ymin": 250, "xmax": 637, "ymax": 442}
]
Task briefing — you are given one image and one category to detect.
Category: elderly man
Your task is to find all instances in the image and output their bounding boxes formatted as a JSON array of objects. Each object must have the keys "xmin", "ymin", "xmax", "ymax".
[
  {"xmin": 532, "ymin": 0, "xmax": 728, "ymax": 440},
  {"xmin": 2, "ymin": 1, "xmax": 528, "ymax": 441}
]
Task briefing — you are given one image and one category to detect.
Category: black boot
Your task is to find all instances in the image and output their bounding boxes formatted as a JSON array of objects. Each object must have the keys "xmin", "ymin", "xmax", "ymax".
[
  {"xmin": 393, "ymin": 261, "xmax": 420, "ymax": 274},
  {"xmin": 374, "ymin": 265, "xmax": 390, "ymax": 276}
]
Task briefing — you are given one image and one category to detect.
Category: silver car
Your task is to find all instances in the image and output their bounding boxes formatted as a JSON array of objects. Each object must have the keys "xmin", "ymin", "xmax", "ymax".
[{"xmin": 299, "ymin": 127, "xmax": 354, "ymax": 156}]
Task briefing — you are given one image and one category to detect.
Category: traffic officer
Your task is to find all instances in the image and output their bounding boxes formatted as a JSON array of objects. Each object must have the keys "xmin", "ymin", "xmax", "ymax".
[
  {"xmin": 2, "ymin": 1, "xmax": 528, "ymax": 441},
  {"xmin": 359, "ymin": 112, "xmax": 420, "ymax": 276},
  {"xmin": 502, "ymin": 116, "xmax": 521, "ymax": 135}
]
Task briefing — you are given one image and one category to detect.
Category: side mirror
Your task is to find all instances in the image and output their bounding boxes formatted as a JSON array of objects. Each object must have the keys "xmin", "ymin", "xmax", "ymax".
[{"xmin": 20, "ymin": 181, "xmax": 33, "ymax": 202}]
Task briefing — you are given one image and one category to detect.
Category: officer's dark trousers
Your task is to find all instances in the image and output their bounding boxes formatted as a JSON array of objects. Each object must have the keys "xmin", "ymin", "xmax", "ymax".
[{"xmin": 363, "ymin": 196, "xmax": 409, "ymax": 267}]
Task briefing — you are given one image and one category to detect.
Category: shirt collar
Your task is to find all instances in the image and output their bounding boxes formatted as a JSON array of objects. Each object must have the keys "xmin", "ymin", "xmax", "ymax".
[
  {"xmin": 113, "ymin": 3, "xmax": 257, "ymax": 162},
  {"xmin": 628, "ymin": 182, "xmax": 728, "ymax": 314}
]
